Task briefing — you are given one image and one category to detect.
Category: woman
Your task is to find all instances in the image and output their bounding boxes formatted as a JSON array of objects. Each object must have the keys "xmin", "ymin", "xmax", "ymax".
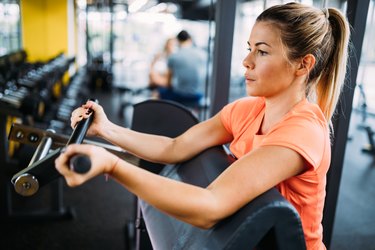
[
  {"xmin": 149, "ymin": 37, "xmax": 176, "ymax": 90},
  {"xmin": 56, "ymin": 3, "xmax": 350, "ymax": 249}
]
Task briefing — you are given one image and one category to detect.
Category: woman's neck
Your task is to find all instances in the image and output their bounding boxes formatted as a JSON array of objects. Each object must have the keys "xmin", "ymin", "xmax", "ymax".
[{"xmin": 260, "ymin": 92, "xmax": 305, "ymax": 135}]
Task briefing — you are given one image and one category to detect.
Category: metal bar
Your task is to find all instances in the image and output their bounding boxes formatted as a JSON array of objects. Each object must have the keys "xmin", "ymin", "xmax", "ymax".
[
  {"xmin": 27, "ymin": 130, "xmax": 54, "ymax": 167},
  {"xmin": 9, "ymin": 123, "xmax": 127, "ymax": 157}
]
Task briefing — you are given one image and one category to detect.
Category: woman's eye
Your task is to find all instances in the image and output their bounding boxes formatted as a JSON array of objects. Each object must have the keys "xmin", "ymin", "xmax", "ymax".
[
  {"xmin": 247, "ymin": 47, "xmax": 267, "ymax": 56},
  {"xmin": 258, "ymin": 50, "xmax": 267, "ymax": 56}
]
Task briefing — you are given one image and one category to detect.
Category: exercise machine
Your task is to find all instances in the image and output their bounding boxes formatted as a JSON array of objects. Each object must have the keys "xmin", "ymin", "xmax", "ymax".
[
  {"xmin": 10, "ymin": 105, "xmax": 94, "ymax": 196},
  {"xmin": 8, "ymin": 104, "xmax": 133, "ymax": 197}
]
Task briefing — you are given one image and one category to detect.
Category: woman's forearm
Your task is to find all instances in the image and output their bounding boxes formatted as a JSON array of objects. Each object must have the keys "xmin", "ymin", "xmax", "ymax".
[
  {"xmin": 98, "ymin": 113, "xmax": 232, "ymax": 166},
  {"xmin": 98, "ymin": 121, "xmax": 184, "ymax": 164}
]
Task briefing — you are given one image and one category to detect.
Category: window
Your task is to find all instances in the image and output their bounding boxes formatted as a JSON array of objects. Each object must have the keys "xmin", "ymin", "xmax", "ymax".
[{"xmin": 0, "ymin": 0, "xmax": 21, "ymax": 56}]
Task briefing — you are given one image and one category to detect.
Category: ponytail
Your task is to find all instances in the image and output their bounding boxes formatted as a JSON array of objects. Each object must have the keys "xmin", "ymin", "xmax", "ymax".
[{"xmin": 316, "ymin": 8, "xmax": 350, "ymax": 121}]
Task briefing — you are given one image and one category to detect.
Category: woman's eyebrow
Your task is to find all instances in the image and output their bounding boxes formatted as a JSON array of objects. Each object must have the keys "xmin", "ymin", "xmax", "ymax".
[{"xmin": 247, "ymin": 41, "xmax": 271, "ymax": 47}]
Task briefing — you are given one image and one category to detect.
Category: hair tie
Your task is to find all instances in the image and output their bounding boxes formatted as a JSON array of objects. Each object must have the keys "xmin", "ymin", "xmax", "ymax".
[{"xmin": 322, "ymin": 8, "xmax": 329, "ymax": 19}]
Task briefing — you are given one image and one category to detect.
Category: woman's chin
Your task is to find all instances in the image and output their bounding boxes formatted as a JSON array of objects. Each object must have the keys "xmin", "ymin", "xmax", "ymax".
[{"xmin": 245, "ymin": 87, "xmax": 258, "ymax": 97}]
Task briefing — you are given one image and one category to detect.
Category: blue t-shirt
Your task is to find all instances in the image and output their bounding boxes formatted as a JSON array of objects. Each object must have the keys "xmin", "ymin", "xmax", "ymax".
[{"xmin": 167, "ymin": 46, "xmax": 207, "ymax": 95}]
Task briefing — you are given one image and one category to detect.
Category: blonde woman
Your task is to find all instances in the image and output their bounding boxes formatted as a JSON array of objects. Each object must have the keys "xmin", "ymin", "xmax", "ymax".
[{"xmin": 56, "ymin": 3, "xmax": 350, "ymax": 249}]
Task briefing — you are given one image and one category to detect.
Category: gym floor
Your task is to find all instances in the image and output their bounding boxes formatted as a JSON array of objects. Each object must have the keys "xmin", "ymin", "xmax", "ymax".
[{"xmin": 1, "ymin": 89, "xmax": 375, "ymax": 250}]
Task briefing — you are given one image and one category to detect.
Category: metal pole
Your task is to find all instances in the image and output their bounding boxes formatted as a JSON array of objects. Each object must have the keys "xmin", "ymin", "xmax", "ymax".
[
  {"xmin": 209, "ymin": 0, "xmax": 237, "ymax": 116},
  {"xmin": 323, "ymin": 0, "xmax": 370, "ymax": 247}
]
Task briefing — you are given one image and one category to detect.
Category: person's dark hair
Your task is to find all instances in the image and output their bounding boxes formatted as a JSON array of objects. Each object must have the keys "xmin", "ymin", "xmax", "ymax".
[
  {"xmin": 257, "ymin": 2, "xmax": 350, "ymax": 122},
  {"xmin": 176, "ymin": 30, "xmax": 191, "ymax": 42}
]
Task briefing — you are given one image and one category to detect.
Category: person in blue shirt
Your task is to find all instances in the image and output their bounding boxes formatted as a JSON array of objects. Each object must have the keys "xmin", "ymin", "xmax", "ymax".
[{"xmin": 149, "ymin": 30, "xmax": 207, "ymax": 107}]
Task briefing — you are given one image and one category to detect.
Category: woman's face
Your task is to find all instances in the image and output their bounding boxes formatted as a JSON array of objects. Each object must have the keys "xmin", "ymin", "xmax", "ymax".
[{"xmin": 243, "ymin": 21, "xmax": 299, "ymax": 98}]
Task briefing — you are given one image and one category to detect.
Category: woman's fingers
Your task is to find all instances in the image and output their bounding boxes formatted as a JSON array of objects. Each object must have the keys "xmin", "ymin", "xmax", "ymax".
[
  {"xmin": 70, "ymin": 105, "xmax": 93, "ymax": 128},
  {"xmin": 56, "ymin": 145, "xmax": 88, "ymax": 169},
  {"xmin": 55, "ymin": 144, "xmax": 93, "ymax": 186},
  {"xmin": 71, "ymin": 115, "xmax": 83, "ymax": 128}
]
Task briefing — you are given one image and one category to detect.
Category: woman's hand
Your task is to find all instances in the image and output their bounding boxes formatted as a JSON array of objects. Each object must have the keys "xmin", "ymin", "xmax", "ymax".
[
  {"xmin": 55, "ymin": 144, "xmax": 119, "ymax": 187},
  {"xmin": 70, "ymin": 100, "xmax": 111, "ymax": 137}
]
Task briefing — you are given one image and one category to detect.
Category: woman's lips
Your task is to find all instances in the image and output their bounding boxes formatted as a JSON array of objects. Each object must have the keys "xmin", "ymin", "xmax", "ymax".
[
  {"xmin": 244, "ymin": 73, "xmax": 255, "ymax": 81},
  {"xmin": 245, "ymin": 75, "xmax": 255, "ymax": 82}
]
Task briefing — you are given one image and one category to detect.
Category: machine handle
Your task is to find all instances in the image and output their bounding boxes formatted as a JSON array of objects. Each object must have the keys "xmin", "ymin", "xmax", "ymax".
[
  {"xmin": 11, "ymin": 99, "xmax": 97, "ymax": 196},
  {"xmin": 65, "ymin": 99, "xmax": 96, "ymax": 173},
  {"xmin": 70, "ymin": 154, "xmax": 91, "ymax": 174},
  {"xmin": 67, "ymin": 109, "xmax": 94, "ymax": 145}
]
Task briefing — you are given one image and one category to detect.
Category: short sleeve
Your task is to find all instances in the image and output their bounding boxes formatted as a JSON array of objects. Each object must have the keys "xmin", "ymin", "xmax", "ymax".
[{"xmin": 220, "ymin": 101, "xmax": 236, "ymax": 134}]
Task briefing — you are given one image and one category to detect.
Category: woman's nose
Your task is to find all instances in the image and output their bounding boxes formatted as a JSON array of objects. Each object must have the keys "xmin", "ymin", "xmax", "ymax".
[{"xmin": 243, "ymin": 54, "xmax": 255, "ymax": 69}]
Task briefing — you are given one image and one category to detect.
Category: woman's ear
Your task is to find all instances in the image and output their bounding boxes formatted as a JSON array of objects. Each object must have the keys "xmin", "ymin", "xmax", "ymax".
[{"xmin": 296, "ymin": 54, "xmax": 316, "ymax": 76}]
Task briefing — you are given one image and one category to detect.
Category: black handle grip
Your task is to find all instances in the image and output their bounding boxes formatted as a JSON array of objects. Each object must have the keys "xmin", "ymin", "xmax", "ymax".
[
  {"xmin": 67, "ymin": 107, "xmax": 94, "ymax": 145},
  {"xmin": 70, "ymin": 154, "xmax": 91, "ymax": 174},
  {"xmin": 66, "ymin": 99, "xmax": 97, "ymax": 173}
]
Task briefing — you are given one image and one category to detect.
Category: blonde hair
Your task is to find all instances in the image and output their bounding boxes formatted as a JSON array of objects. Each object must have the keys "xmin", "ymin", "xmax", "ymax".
[{"xmin": 257, "ymin": 2, "xmax": 350, "ymax": 122}]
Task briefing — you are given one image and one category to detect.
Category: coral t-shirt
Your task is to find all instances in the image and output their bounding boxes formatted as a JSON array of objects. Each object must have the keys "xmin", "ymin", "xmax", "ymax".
[{"xmin": 220, "ymin": 96, "xmax": 330, "ymax": 250}]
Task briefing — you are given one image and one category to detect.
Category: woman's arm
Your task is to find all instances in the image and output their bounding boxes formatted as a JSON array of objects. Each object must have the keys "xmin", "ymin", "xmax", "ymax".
[
  {"xmin": 102, "ymin": 113, "xmax": 232, "ymax": 164},
  {"xmin": 73, "ymin": 100, "xmax": 233, "ymax": 164},
  {"xmin": 149, "ymin": 67, "xmax": 171, "ymax": 88},
  {"xmin": 56, "ymin": 143, "xmax": 304, "ymax": 229},
  {"xmin": 114, "ymin": 145, "xmax": 305, "ymax": 228}
]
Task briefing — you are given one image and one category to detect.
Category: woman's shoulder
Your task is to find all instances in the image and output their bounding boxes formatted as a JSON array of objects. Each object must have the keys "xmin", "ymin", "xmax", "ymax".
[{"xmin": 288, "ymin": 99, "xmax": 327, "ymax": 125}]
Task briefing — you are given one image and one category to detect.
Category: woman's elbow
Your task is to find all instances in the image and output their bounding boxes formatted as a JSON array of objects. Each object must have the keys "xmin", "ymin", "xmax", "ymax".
[
  {"xmin": 192, "ymin": 218, "xmax": 219, "ymax": 230},
  {"xmin": 190, "ymin": 195, "xmax": 230, "ymax": 229},
  {"xmin": 190, "ymin": 209, "xmax": 225, "ymax": 229}
]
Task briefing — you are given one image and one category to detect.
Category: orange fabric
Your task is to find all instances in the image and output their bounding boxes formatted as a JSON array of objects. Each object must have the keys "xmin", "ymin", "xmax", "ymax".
[{"xmin": 220, "ymin": 96, "xmax": 329, "ymax": 250}]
